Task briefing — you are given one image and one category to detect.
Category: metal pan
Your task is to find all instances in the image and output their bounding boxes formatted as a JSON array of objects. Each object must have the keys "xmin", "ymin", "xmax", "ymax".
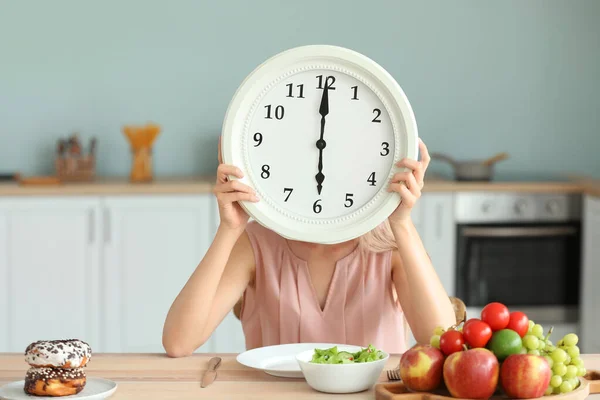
[{"xmin": 430, "ymin": 152, "xmax": 509, "ymax": 181}]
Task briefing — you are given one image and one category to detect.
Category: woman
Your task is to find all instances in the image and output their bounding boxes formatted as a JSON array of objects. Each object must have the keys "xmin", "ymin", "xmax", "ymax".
[{"xmin": 162, "ymin": 138, "xmax": 455, "ymax": 356}]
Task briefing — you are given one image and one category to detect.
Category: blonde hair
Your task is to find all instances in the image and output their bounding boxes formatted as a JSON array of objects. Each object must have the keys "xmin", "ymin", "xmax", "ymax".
[{"xmin": 358, "ymin": 220, "xmax": 398, "ymax": 253}]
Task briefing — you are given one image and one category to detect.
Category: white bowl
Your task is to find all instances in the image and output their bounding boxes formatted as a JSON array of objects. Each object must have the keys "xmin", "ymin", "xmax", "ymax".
[{"xmin": 295, "ymin": 345, "xmax": 389, "ymax": 394}]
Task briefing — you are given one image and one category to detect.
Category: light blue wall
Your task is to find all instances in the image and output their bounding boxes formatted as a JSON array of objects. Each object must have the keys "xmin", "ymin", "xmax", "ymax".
[{"xmin": 1, "ymin": 0, "xmax": 599, "ymax": 180}]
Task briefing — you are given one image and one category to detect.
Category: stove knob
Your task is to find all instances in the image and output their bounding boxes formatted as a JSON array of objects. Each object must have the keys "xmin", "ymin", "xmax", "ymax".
[
  {"xmin": 481, "ymin": 202, "xmax": 492, "ymax": 213},
  {"xmin": 514, "ymin": 200, "xmax": 527, "ymax": 214},
  {"xmin": 546, "ymin": 200, "xmax": 560, "ymax": 215}
]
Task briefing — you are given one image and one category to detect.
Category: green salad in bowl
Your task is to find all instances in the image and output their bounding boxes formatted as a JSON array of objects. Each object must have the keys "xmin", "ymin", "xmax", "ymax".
[
  {"xmin": 296, "ymin": 344, "xmax": 389, "ymax": 393},
  {"xmin": 310, "ymin": 344, "xmax": 386, "ymax": 364}
]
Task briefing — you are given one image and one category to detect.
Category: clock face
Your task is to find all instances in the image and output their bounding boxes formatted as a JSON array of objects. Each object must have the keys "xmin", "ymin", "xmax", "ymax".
[
  {"xmin": 247, "ymin": 69, "xmax": 395, "ymax": 220},
  {"xmin": 222, "ymin": 45, "xmax": 418, "ymax": 244}
]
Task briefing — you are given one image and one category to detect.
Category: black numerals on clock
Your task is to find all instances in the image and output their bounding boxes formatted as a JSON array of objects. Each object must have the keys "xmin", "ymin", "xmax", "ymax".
[
  {"xmin": 286, "ymin": 83, "xmax": 304, "ymax": 98},
  {"xmin": 313, "ymin": 199, "xmax": 322, "ymax": 214},
  {"xmin": 344, "ymin": 193, "xmax": 354, "ymax": 208},
  {"xmin": 283, "ymin": 188, "xmax": 293, "ymax": 201},
  {"xmin": 351, "ymin": 86, "xmax": 359, "ymax": 100},
  {"xmin": 380, "ymin": 142, "xmax": 389, "ymax": 156},
  {"xmin": 367, "ymin": 172, "xmax": 377, "ymax": 186},
  {"xmin": 316, "ymin": 75, "xmax": 336, "ymax": 90},
  {"xmin": 265, "ymin": 105, "xmax": 284, "ymax": 120},
  {"xmin": 253, "ymin": 132, "xmax": 263, "ymax": 147},
  {"xmin": 261, "ymin": 165, "xmax": 270, "ymax": 179},
  {"xmin": 372, "ymin": 108, "xmax": 382, "ymax": 123}
]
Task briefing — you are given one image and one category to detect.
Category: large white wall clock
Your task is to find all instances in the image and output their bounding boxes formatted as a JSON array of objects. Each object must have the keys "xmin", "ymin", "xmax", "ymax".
[{"xmin": 221, "ymin": 45, "xmax": 418, "ymax": 244}]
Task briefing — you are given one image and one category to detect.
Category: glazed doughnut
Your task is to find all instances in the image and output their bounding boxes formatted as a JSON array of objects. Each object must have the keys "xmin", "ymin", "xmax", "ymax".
[
  {"xmin": 24, "ymin": 367, "xmax": 86, "ymax": 397},
  {"xmin": 25, "ymin": 339, "xmax": 92, "ymax": 368}
]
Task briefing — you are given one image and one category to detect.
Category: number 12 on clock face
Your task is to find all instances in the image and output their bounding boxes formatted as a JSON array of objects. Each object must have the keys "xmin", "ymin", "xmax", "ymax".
[{"xmin": 247, "ymin": 69, "xmax": 396, "ymax": 220}]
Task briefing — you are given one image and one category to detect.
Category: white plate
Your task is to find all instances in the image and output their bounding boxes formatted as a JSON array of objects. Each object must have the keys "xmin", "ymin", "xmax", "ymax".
[
  {"xmin": 236, "ymin": 343, "xmax": 344, "ymax": 378},
  {"xmin": 0, "ymin": 377, "xmax": 117, "ymax": 400}
]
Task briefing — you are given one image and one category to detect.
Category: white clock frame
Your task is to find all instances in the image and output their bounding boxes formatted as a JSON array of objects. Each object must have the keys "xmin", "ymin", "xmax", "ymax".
[{"xmin": 221, "ymin": 45, "xmax": 418, "ymax": 244}]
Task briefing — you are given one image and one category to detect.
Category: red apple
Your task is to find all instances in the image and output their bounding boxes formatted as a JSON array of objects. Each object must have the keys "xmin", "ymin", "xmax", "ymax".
[
  {"xmin": 399, "ymin": 344, "xmax": 445, "ymax": 392},
  {"xmin": 500, "ymin": 354, "xmax": 552, "ymax": 399},
  {"xmin": 443, "ymin": 347, "xmax": 499, "ymax": 399}
]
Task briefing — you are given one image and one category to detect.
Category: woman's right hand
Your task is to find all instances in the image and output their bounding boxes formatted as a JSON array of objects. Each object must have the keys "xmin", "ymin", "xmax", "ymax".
[{"xmin": 214, "ymin": 139, "xmax": 259, "ymax": 231}]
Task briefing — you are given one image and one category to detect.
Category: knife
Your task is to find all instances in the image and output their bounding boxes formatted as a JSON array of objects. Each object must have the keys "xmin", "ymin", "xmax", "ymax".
[{"xmin": 201, "ymin": 356, "xmax": 222, "ymax": 388}]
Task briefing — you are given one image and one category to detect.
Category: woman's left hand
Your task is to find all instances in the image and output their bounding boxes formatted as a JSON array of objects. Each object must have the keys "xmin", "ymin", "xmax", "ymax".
[{"xmin": 387, "ymin": 138, "xmax": 431, "ymax": 227}]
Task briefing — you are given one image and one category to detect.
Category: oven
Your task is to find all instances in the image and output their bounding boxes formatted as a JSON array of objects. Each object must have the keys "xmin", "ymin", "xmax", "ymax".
[{"xmin": 454, "ymin": 192, "xmax": 582, "ymax": 338}]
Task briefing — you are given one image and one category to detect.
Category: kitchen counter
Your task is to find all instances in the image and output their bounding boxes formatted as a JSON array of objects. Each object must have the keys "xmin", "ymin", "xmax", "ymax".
[
  {"xmin": 0, "ymin": 177, "xmax": 215, "ymax": 196},
  {"xmin": 0, "ymin": 353, "xmax": 599, "ymax": 399},
  {"xmin": 1, "ymin": 175, "xmax": 599, "ymax": 197}
]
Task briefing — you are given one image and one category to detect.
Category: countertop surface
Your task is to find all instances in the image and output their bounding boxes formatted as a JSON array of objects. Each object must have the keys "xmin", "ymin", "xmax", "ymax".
[
  {"xmin": 0, "ymin": 353, "xmax": 599, "ymax": 399},
  {"xmin": 1, "ymin": 175, "xmax": 599, "ymax": 197}
]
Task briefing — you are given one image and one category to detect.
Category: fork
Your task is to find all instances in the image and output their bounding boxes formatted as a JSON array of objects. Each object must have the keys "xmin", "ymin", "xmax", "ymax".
[{"xmin": 386, "ymin": 368, "xmax": 401, "ymax": 381}]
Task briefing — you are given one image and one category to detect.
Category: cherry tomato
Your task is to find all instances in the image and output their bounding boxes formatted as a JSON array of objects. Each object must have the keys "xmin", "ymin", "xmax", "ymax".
[
  {"xmin": 506, "ymin": 311, "xmax": 529, "ymax": 338},
  {"xmin": 481, "ymin": 302, "xmax": 510, "ymax": 331},
  {"xmin": 463, "ymin": 318, "xmax": 493, "ymax": 348},
  {"xmin": 440, "ymin": 330, "xmax": 465, "ymax": 356}
]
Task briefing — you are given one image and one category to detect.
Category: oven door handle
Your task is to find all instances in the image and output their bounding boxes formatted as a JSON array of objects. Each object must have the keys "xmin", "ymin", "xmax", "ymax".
[{"xmin": 461, "ymin": 226, "xmax": 577, "ymax": 238}]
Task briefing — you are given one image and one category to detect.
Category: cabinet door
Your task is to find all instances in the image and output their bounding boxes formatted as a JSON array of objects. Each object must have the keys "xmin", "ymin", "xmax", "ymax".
[
  {"xmin": 405, "ymin": 193, "xmax": 456, "ymax": 348},
  {"xmin": 581, "ymin": 195, "xmax": 600, "ymax": 353},
  {"xmin": 102, "ymin": 195, "xmax": 217, "ymax": 353},
  {"xmin": 0, "ymin": 197, "xmax": 101, "ymax": 352},
  {"xmin": 421, "ymin": 193, "xmax": 456, "ymax": 297}
]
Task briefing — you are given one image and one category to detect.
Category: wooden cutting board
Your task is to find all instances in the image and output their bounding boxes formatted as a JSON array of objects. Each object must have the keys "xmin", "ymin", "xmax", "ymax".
[{"xmin": 375, "ymin": 370, "xmax": 600, "ymax": 400}]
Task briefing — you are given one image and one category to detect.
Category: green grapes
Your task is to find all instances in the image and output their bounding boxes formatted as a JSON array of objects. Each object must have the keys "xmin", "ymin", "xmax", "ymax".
[
  {"xmin": 567, "ymin": 346, "xmax": 580, "ymax": 358},
  {"xmin": 564, "ymin": 365, "xmax": 578, "ymax": 379},
  {"xmin": 517, "ymin": 325, "xmax": 584, "ymax": 396},
  {"xmin": 550, "ymin": 375, "xmax": 563, "ymax": 388},
  {"xmin": 569, "ymin": 378, "xmax": 579, "ymax": 389},
  {"xmin": 430, "ymin": 335, "xmax": 441, "ymax": 349},
  {"xmin": 553, "ymin": 363, "xmax": 567, "ymax": 377},
  {"xmin": 532, "ymin": 324, "xmax": 544, "ymax": 338},
  {"xmin": 560, "ymin": 381, "xmax": 573, "ymax": 393},
  {"xmin": 571, "ymin": 357, "xmax": 584, "ymax": 367},
  {"xmin": 553, "ymin": 386, "xmax": 561, "ymax": 395},
  {"xmin": 551, "ymin": 348, "xmax": 567, "ymax": 364},
  {"xmin": 523, "ymin": 335, "xmax": 540, "ymax": 350},
  {"xmin": 538, "ymin": 340, "xmax": 546, "ymax": 350},
  {"xmin": 433, "ymin": 326, "xmax": 445, "ymax": 336},
  {"xmin": 563, "ymin": 333, "xmax": 578, "ymax": 347}
]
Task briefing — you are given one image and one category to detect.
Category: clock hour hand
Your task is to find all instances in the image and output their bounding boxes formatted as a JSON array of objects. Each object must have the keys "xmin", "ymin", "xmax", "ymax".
[{"xmin": 315, "ymin": 84, "xmax": 329, "ymax": 195}]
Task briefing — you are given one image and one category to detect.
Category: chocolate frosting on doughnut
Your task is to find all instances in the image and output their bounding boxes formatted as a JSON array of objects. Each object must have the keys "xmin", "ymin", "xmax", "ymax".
[
  {"xmin": 25, "ymin": 367, "xmax": 86, "ymax": 381},
  {"xmin": 25, "ymin": 339, "xmax": 92, "ymax": 368},
  {"xmin": 24, "ymin": 367, "xmax": 86, "ymax": 396}
]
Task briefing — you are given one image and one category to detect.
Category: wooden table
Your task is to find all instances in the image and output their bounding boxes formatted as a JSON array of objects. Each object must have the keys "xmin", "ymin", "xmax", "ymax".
[{"xmin": 1, "ymin": 353, "xmax": 599, "ymax": 399}]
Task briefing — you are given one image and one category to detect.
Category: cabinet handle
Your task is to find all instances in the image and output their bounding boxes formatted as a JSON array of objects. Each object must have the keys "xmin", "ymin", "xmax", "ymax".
[
  {"xmin": 104, "ymin": 208, "xmax": 111, "ymax": 244},
  {"xmin": 88, "ymin": 209, "xmax": 95, "ymax": 244},
  {"xmin": 436, "ymin": 202, "xmax": 443, "ymax": 239}
]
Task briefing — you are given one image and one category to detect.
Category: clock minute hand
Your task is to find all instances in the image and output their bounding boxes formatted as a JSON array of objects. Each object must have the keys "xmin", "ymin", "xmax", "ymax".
[{"xmin": 315, "ymin": 84, "xmax": 329, "ymax": 195}]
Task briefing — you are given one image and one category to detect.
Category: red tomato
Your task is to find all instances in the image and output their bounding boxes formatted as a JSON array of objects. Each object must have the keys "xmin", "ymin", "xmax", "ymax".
[
  {"xmin": 463, "ymin": 318, "xmax": 493, "ymax": 348},
  {"xmin": 506, "ymin": 311, "xmax": 529, "ymax": 337},
  {"xmin": 440, "ymin": 330, "xmax": 465, "ymax": 356},
  {"xmin": 481, "ymin": 302, "xmax": 510, "ymax": 331}
]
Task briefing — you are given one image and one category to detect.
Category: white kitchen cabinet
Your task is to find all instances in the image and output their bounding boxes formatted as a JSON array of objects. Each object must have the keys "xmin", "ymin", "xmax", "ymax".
[
  {"xmin": 0, "ymin": 197, "xmax": 102, "ymax": 353},
  {"xmin": 404, "ymin": 192, "xmax": 456, "ymax": 348},
  {"xmin": 581, "ymin": 195, "xmax": 600, "ymax": 354},
  {"xmin": 101, "ymin": 194, "xmax": 219, "ymax": 353},
  {"xmin": 421, "ymin": 193, "xmax": 456, "ymax": 297}
]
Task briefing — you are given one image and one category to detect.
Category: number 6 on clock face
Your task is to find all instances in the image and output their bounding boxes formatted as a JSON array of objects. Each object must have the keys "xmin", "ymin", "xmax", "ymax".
[{"xmin": 221, "ymin": 45, "xmax": 418, "ymax": 244}]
